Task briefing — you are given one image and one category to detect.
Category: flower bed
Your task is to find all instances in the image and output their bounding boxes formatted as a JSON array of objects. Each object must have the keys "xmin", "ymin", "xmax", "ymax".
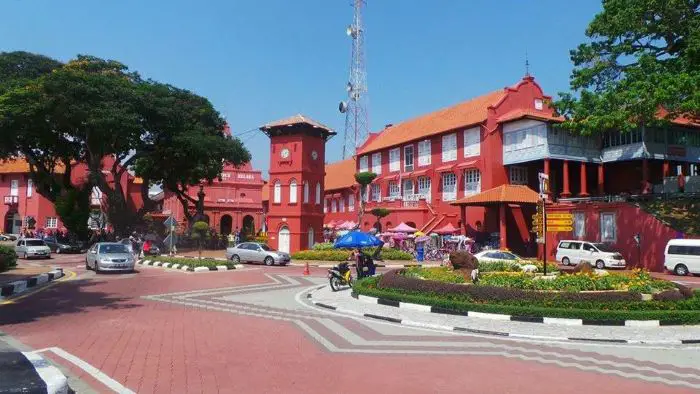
[
  {"xmin": 147, "ymin": 256, "xmax": 234, "ymax": 269},
  {"xmin": 351, "ymin": 269, "xmax": 700, "ymax": 324},
  {"xmin": 292, "ymin": 248, "xmax": 413, "ymax": 261}
]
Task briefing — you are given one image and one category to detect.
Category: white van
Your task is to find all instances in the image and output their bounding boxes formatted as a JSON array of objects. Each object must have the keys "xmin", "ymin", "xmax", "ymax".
[
  {"xmin": 664, "ymin": 239, "xmax": 700, "ymax": 276},
  {"xmin": 555, "ymin": 240, "xmax": 626, "ymax": 269}
]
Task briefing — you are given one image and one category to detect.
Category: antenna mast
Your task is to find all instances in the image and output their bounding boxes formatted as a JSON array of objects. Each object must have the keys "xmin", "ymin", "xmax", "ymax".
[{"xmin": 339, "ymin": 0, "xmax": 369, "ymax": 159}]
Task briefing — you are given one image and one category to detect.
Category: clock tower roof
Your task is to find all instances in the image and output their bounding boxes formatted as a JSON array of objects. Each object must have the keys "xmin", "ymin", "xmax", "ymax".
[{"xmin": 260, "ymin": 114, "xmax": 336, "ymax": 140}]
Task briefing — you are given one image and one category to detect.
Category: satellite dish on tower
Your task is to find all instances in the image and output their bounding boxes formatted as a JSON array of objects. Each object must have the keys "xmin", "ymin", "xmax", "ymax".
[{"xmin": 339, "ymin": 101, "xmax": 348, "ymax": 114}]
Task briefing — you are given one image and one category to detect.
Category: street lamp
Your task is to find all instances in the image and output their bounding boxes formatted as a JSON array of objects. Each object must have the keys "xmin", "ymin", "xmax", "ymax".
[{"xmin": 633, "ymin": 233, "xmax": 641, "ymax": 266}]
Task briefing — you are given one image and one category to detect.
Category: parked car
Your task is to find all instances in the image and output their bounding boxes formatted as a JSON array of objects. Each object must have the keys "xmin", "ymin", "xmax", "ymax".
[
  {"xmin": 226, "ymin": 242, "xmax": 290, "ymax": 266},
  {"xmin": 43, "ymin": 237, "xmax": 82, "ymax": 254},
  {"xmin": 14, "ymin": 238, "xmax": 51, "ymax": 259},
  {"xmin": 85, "ymin": 242, "xmax": 136, "ymax": 273},
  {"xmin": 0, "ymin": 234, "xmax": 17, "ymax": 241},
  {"xmin": 664, "ymin": 239, "xmax": 700, "ymax": 276},
  {"xmin": 473, "ymin": 250, "xmax": 523, "ymax": 263},
  {"xmin": 555, "ymin": 240, "xmax": 626, "ymax": 269}
]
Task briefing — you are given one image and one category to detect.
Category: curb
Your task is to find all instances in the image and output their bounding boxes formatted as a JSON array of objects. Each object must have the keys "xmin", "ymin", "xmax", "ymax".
[
  {"xmin": 138, "ymin": 260, "xmax": 234, "ymax": 272},
  {"xmin": 0, "ymin": 268, "xmax": 64, "ymax": 301},
  {"xmin": 305, "ymin": 288, "xmax": 700, "ymax": 345},
  {"xmin": 21, "ymin": 351, "xmax": 70, "ymax": 394}
]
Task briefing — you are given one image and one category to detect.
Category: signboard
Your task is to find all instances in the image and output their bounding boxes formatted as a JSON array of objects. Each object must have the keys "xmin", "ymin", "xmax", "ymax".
[
  {"xmin": 546, "ymin": 213, "xmax": 573, "ymax": 220},
  {"xmin": 538, "ymin": 172, "xmax": 549, "ymax": 198},
  {"xmin": 163, "ymin": 216, "xmax": 178, "ymax": 228},
  {"xmin": 547, "ymin": 219, "xmax": 573, "ymax": 226},
  {"xmin": 547, "ymin": 226, "xmax": 573, "ymax": 232}
]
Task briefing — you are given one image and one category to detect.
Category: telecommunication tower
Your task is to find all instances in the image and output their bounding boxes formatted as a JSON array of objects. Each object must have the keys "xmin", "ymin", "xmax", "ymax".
[{"xmin": 339, "ymin": 0, "xmax": 369, "ymax": 159}]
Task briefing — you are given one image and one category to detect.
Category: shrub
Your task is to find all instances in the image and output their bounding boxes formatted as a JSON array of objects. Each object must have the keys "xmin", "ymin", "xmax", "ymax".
[
  {"xmin": 449, "ymin": 251, "xmax": 478, "ymax": 270},
  {"xmin": 403, "ymin": 267, "xmax": 465, "ymax": 284},
  {"xmin": 0, "ymin": 245, "xmax": 17, "ymax": 272},
  {"xmin": 377, "ymin": 248, "xmax": 413, "ymax": 261},
  {"xmin": 253, "ymin": 235, "xmax": 268, "ymax": 244},
  {"xmin": 148, "ymin": 256, "xmax": 233, "ymax": 269},
  {"xmin": 291, "ymin": 250, "xmax": 351, "ymax": 261},
  {"xmin": 478, "ymin": 261, "xmax": 521, "ymax": 273},
  {"xmin": 572, "ymin": 261, "xmax": 594, "ymax": 274},
  {"xmin": 312, "ymin": 242, "xmax": 335, "ymax": 251}
]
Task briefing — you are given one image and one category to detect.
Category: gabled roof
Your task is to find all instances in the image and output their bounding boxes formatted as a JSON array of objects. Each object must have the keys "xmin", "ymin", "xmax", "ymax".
[
  {"xmin": 357, "ymin": 89, "xmax": 507, "ymax": 154},
  {"xmin": 0, "ymin": 158, "xmax": 66, "ymax": 174},
  {"xmin": 497, "ymin": 108, "xmax": 564, "ymax": 124},
  {"xmin": 325, "ymin": 158, "xmax": 356, "ymax": 191},
  {"xmin": 261, "ymin": 114, "xmax": 335, "ymax": 134},
  {"xmin": 452, "ymin": 184, "xmax": 539, "ymax": 206}
]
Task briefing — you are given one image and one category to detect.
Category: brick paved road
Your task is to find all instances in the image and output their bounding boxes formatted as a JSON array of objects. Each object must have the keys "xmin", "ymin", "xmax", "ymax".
[{"xmin": 1, "ymin": 255, "xmax": 698, "ymax": 393}]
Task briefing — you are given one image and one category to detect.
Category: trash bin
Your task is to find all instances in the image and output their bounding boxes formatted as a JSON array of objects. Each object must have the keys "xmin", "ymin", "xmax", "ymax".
[{"xmin": 416, "ymin": 244, "xmax": 424, "ymax": 262}]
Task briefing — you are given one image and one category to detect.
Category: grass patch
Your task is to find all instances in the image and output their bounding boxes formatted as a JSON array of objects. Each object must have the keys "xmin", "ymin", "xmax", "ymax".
[{"xmin": 147, "ymin": 256, "xmax": 233, "ymax": 269}]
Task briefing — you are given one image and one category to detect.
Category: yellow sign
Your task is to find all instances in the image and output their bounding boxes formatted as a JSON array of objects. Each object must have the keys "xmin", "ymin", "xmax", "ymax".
[
  {"xmin": 547, "ymin": 213, "xmax": 573, "ymax": 219},
  {"xmin": 547, "ymin": 219, "xmax": 573, "ymax": 226},
  {"xmin": 547, "ymin": 226, "xmax": 573, "ymax": 232}
]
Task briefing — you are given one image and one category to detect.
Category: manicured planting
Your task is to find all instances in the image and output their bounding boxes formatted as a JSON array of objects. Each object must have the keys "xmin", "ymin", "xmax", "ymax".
[
  {"xmin": 479, "ymin": 269, "xmax": 676, "ymax": 293},
  {"xmin": 351, "ymin": 270, "xmax": 700, "ymax": 323},
  {"xmin": 147, "ymin": 256, "xmax": 233, "ymax": 269},
  {"xmin": 0, "ymin": 245, "xmax": 18, "ymax": 272},
  {"xmin": 404, "ymin": 266, "xmax": 465, "ymax": 284},
  {"xmin": 292, "ymin": 248, "xmax": 413, "ymax": 261}
]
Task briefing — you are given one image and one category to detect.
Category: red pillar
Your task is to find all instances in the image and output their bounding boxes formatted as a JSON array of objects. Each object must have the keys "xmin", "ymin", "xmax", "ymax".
[
  {"xmin": 597, "ymin": 163, "xmax": 605, "ymax": 195},
  {"xmin": 561, "ymin": 160, "xmax": 571, "ymax": 198},
  {"xmin": 499, "ymin": 204, "xmax": 507, "ymax": 250},
  {"xmin": 459, "ymin": 205, "xmax": 467, "ymax": 235},
  {"xmin": 579, "ymin": 162, "xmax": 588, "ymax": 197},
  {"xmin": 544, "ymin": 159, "xmax": 551, "ymax": 199},
  {"xmin": 663, "ymin": 160, "xmax": 670, "ymax": 177}
]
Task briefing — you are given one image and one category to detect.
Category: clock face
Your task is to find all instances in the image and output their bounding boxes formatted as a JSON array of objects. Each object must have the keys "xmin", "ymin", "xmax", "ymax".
[
  {"xmin": 311, "ymin": 151, "xmax": 318, "ymax": 160},
  {"xmin": 280, "ymin": 148, "xmax": 290, "ymax": 159}
]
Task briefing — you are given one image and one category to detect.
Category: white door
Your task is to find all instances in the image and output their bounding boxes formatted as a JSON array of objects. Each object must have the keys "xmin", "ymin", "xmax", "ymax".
[
  {"xmin": 278, "ymin": 226, "xmax": 290, "ymax": 253},
  {"xmin": 308, "ymin": 227, "xmax": 314, "ymax": 249}
]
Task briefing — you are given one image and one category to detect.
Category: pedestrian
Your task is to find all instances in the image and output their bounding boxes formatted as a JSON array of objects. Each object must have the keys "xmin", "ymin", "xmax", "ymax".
[{"xmin": 678, "ymin": 171, "xmax": 686, "ymax": 193}]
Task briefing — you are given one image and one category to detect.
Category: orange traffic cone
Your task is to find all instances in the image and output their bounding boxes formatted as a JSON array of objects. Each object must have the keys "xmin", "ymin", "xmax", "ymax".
[{"xmin": 303, "ymin": 262, "xmax": 310, "ymax": 276}]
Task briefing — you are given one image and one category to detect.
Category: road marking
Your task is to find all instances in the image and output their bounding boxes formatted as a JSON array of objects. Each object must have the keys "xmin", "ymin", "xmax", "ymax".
[
  {"xmin": 32, "ymin": 347, "xmax": 134, "ymax": 394},
  {"xmin": 0, "ymin": 270, "xmax": 76, "ymax": 305}
]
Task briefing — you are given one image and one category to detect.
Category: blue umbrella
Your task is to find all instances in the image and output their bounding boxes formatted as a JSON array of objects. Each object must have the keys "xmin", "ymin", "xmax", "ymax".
[{"xmin": 333, "ymin": 230, "xmax": 383, "ymax": 249}]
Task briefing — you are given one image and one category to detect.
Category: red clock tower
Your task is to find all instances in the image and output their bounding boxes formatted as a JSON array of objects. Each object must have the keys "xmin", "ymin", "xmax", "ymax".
[{"xmin": 260, "ymin": 115, "xmax": 335, "ymax": 253}]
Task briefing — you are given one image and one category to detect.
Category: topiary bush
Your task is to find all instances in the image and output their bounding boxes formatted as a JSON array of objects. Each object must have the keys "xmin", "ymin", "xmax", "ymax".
[
  {"xmin": 0, "ymin": 245, "xmax": 17, "ymax": 272},
  {"xmin": 449, "ymin": 251, "xmax": 478, "ymax": 270},
  {"xmin": 291, "ymin": 250, "xmax": 351, "ymax": 261},
  {"xmin": 312, "ymin": 242, "xmax": 335, "ymax": 251}
]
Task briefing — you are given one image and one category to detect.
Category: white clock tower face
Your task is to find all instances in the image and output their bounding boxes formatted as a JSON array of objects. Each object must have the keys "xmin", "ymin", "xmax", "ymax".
[
  {"xmin": 280, "ymin": 148, "xmax": 290, "ymax": 159},
  {"xmin": 311, "ymin": 151, "xmax": 318, "ymax": 160}
]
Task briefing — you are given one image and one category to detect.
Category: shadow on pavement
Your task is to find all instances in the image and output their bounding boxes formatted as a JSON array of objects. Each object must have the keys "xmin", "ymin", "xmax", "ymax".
[{"xmin": 0, "ymin": 278, "xmax": 140, "ymax": 326}]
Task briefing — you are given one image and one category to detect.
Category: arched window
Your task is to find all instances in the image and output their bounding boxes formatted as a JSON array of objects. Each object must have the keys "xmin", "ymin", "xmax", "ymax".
[
  {"xmin": 315, "ymin": 182, "xmax": 321, "ymax": 204},
  {"xmin": 289, "ymin": 179, "xmax": 298, "ymax": 203},
  {"xmin": 303, "ymin": 181, "xmax": 309, "ymax": 203},
  {"xmin": 273, "ymin": 180, "xmax": 281, "ymax": 203}
]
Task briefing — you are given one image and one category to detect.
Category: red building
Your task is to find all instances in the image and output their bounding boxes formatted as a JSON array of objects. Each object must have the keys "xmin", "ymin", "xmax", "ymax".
[
  {"xmin": 160, "ymin": 162, "xmax": 265, "ymax": 236},
  {"xmin": 322, "ymin": 75, "xmax": 700, "ymax": 271},
  {"xmin": 261, "ymin": 115, "xmax": 335, "ymax": 253},
  {"xmin": 0, "ymin": 157, "xmax": 143, "ymax": 235}
]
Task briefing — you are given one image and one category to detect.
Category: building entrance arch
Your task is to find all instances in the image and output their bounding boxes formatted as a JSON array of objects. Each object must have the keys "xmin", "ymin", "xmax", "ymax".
[
  {"xmin": 220, "ymin": 215, "xmax": 233, "ymax": 235},
  {"xmin": 4, "ymin": 211, "xmax": 20, "ymax": 235},
  {"xmin": 278, "ymin": 226, "xmax": 290, "ymax": 253},
  {"xmin": 307, "ymin": 227, "xmax": 315, "ymax": 249},
  {"xmin": 406, "ymin": 221, "xmax": 417, "ymax": 230},
  {"xmin": 242, "ymin": 215, "xmax": 255, "ymax": 240}
]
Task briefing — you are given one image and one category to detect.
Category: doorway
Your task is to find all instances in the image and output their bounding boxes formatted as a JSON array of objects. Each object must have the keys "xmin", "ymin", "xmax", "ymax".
[
  {"xmin": 307, "ymin": 227, "xmax": 314, "ymax": 249},
  {"xmin": 4, "ymin": 211, "xmax": 20, "ymax": 234},
  {"xmin": 278, "ymin": 226, "xmax": 290, "ymax": 253},
  {"xmin": 242, "ymin": 215, "xmax": 255, "ymax": 240},
  {"xmin": 220, "ymin": 215, "xmax": 233, "ymax": 235}
]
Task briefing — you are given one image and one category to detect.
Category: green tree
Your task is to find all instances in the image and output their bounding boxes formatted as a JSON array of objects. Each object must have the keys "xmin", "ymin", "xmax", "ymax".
[
  {"xmin": 354, "ymin": 172, "xmax": 377, "ymax": 228},
  {"xmin": 190, "ymin": 221, "xmax": 211, "ymax": 260},
  {"xmin": 554, "ymin": 0, "xmax": 700, "ymax": 134},
  {"xmin": 370, "ymin": 207, "xmax": 391, "ymax": 231}
]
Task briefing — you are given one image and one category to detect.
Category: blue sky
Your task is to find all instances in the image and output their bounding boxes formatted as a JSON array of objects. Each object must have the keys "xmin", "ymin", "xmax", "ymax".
[{"xmin": 2, "ymin": 0, "xmax": 601, "ymax": 177}]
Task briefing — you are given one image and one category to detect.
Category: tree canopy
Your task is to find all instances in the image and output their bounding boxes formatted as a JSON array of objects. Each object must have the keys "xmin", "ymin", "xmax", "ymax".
[
  {"xmin": 554, "ymin": 0, "xmax": 700, "ymax": 134},
  {"xmin": 0, "ymin": 51, "xmax": 250, "ymax": 236}
]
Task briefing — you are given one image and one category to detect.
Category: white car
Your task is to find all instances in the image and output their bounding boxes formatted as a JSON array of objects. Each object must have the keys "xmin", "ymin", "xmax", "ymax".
[
  {"xmin": 473, "ymin": 250, "xmax": 522, "ymax": 263},
  {"xmin": 664, "ymin": 239, "xmax": 700, "ymax": 276},
  {"xmin": 555, "ymin": 240, "xmax": 626, "ymax": 269},
  {"xmin": 14, "ymin": 238, "xmax": 52, "ymax": 259}
]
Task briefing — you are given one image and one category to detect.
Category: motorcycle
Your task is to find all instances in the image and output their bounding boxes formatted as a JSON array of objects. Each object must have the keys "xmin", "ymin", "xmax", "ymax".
[{"xmin": 328, "ymin": 262, "xmax": 353, "ymax": 292}]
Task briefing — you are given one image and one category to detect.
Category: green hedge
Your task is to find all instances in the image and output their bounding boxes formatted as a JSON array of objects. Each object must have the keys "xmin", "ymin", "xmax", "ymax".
[
  {"xmin": 0, "ymin": 245, "xmax": 17, "ymax": 272},
  {"xmin": 312, "ymin": 242, "xmax": 335, "ymax": 251},
  {"xmin": 148, "ymin": 256, "xmax": 233, "ymax": 269},
  {"xmin": 292, "ymin": 248, "xmax": 414, "ymax": 261},
  {"xmin": 353, "ymin": 275, "xmax": 700, "ymax": 324}
]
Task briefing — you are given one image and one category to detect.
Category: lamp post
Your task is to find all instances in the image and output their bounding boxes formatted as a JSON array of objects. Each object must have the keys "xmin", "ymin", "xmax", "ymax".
[{"xmin": 634, "ymin": 233, "xmax": 641, "ymax": 266}]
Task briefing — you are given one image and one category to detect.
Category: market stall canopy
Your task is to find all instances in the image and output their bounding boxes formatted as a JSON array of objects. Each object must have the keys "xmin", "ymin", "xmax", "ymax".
[
  {"xmin": 451, "ymin": 184, "xmax": 539, "ymax": 206},
  {"xmin": 333, "ymin": 230, "xmax": 383, "ymax": 248},
  {"xmin": 433, "ymin": 223, "xmax": 459, "ymax": 235},
  {"xmin": 337, "ymin": 221, "xmax": 357, "ymax": 230},
  {"xmin": 389, "ymin": 222, "xmax": 417, "ymax": 233}
]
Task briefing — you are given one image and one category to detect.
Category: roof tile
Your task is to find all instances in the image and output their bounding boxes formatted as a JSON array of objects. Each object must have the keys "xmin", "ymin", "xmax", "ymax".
[
  {"xmin": 452, "ymin": 184, "xmax": 539, "ymax": 206},
  {"xmin": 324, "ymin": 158, "xmax": 356, "ymax": 191}
]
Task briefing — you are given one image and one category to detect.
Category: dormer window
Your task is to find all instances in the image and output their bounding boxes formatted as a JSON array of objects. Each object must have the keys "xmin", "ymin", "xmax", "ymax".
[{"xmin": 534, "ymin": 99, "xmax": 543, "ymax": 110}]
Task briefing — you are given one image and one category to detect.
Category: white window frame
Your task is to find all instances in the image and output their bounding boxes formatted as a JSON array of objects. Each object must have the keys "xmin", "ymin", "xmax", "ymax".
[
  {"xmin": 574, "ymin": 211, "xmax": 585, "ymax": 238},
  {"xmin": 388, "ymin": 181, "xmax": 400, "ymax": 198},
  {"xmin": 371, "ymin": 184, "xmax": 381, "ymax": 202},
  {"xmin": 273, "ymin": 181, "xmax": 281, "ymax": 204},
  {"xmin": 389, "ymin": 148, "xmax": 400, "ymax": 172},
  {"xmin": 289, "ymin": 179, "xmax": 298, "ymax": 204},
  {"xmin": 442, "ymin": 172, "xmax": 457, "ymax": 201},
  {"xmin": 509, "ymin": 166, "xmax": 529, "ymax": 185},
  {"xmin": 371, "ymin": 152, "xmax": 382, "ymax": 175},
  {"xmin": 45, "ymin": 217, "xmax": 58, "ymax": 229},
  {"xmin": 402, "ymin": 179, "xmax": 414, "ymax": 198},
  {"xmin": 403, "ymin": 145, "xmax": 414, "ymax": 172},
  {"xmin": 315, "ymin": 183, "xmax": 321, "ymax": 205},
  {"xmin": 463, "ymin": 127, "xmax": 480, "ymax": 157},
  {"xmin": 464, "ymin": 169, "xmax": 481, "ymax": 196},
  {"xmin": 418, "ymin": 140, "xmax": 431, "ymax": 167},
  {"xmin": 303, "ymin": 181, "xmax": 309, "ymax": 203},
  {"xmin": 339, "ymin": 196, "xmax": 345, "ymax": 212},
  {"xmin": 348, "ymin": 193, "xmax": 355, "ymax": 212},
  {"xmin": 331, "ymin": 199, "xmax": 337, "ymax": 213},
  {"xmin": 359, "ymin": 156, "xmax": 369, "ymax": 173},
  {"xmin": 417, "ymin": 176, "xmax": 431, "ymax": 201},
  {"xmin": 10, "ymin": 179, "xmax": 18, "ymax": 196},
  {"xmin": 600, "ymin": 212, "xmax": 617, "ymax": 243},
  {"xmin": 324, "ymin": 198, "xmax": 328, "ymax": 213},
  {"xmin": 27, "ymin": 178, "xmax": 33, "ymax": 197},
  {"xmin": 441, "ymin": 133, "xmax": 457, "ymax": 162}
]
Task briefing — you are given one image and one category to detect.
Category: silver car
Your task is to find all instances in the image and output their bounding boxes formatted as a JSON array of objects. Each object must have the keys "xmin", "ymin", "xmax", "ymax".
[
  {"xmin": 226, "ymin": 242, "xmax": 291, "ymax": 266},
  {"xmin": 86, "ymin": 242, "xmax": 136, "ymax": 273},
  {"xmin": 15, "ymin": 238, "xmax": 52, "ymax": 259}
]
